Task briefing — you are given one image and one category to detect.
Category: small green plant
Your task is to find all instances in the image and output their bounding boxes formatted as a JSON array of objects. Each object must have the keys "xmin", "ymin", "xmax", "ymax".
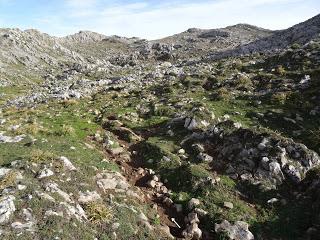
[
  {"xmin": 152, "ymin": 215, "xmax": 161, "ymax": 225},
  {"xmin": 290, "ymin": 43, "xmax": 301, "ymax": 50},
  {"xmin": 217, "ymin": 231, "xmax": 230, "ymax": 240},
  {"xmin": 62, "ymin": 124, "xmax": 75, "ymax": 135},
  {"xmin": 213, "ymin": 87, "xmax": 232, "ymax": 101},
  {"xmin": 55, "ymin": 124, "xmax": 75, "ymax": 136},
  {"xmin": 16, "ymin": 123, "xmax": 47, "ymax": 135},
  {"xmin": 271, "ymin": 92, "xmax": 288, "ymax": 105},
  {"xmin": 307, "ymin": 128, "xmax": 320, "ymax": 150},
  {"xmin": 153, "ymin": 105, "xmax": 174, "ymax": 117},
  {"xmin": 61, "ymin": 99, "xmax": 79, "ymax": 106},
  {"xmin": 275, "ymin": 65, "xmax": 286, "ymax": 76},
  {"xmin": 232, "ymin": 60, "xmax": 244, "ymax": 70},
  {"xmin": 236, "ymin": 75, "xmax": 253, "ymax": 89}
]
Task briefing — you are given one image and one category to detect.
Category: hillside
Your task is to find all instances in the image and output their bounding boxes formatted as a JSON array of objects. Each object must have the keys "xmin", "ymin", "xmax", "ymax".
[{"xmin": 0, "ymin": 14, "xmax": 320, "ymax": 240}]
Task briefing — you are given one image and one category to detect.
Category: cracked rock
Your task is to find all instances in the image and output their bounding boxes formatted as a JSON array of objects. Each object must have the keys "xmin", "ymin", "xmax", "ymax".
[{"xmin": 0, "ymin": 195, "xmax": 16, "ymax": 224}]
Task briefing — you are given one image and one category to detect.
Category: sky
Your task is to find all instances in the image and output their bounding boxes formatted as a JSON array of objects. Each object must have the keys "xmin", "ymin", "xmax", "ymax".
[{"xmin": 0, "ymin": 0, "xmax": 319, "ymax": 39}]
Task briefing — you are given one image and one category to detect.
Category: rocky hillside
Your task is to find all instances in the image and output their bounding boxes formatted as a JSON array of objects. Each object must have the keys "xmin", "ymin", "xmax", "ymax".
[
  {"xmin": 208, "ymin": 14, "xmax": 320, "ymax": 59},
  {"xmin": 154, "ymin": 24, "xmax": 273, "ymax": 59},
  {"xmin": 0, "ymin": 14, "xmax": 320, "ymax": 240}
]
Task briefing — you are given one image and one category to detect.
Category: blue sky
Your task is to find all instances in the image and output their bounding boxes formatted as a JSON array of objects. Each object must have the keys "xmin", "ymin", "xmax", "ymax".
[{"xmin": 0, "ymin": 0, "xmax": 319, "ymax": 39}]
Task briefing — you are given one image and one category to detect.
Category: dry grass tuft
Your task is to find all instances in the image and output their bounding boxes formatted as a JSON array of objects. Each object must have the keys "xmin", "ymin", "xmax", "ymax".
[
  {"xmin": 85, "ymin": 202, "xmax": 113, "ymax": 225},
  {"xmin": 62, "ymin": 124, "xmax": 75, "ymax": 135},
  {"xmin": 30, "ymin": 149, "xmax": 55, "ymax": 163},
  {"xmin": 61, "ymin": 99, "xmax": 79, "ymax": 106},
  {"xmin": 0, "ymin": 171, "xmax": 18, "ymax": 190}
]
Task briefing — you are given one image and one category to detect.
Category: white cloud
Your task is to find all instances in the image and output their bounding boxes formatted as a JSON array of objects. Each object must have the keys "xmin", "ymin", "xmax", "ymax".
[
  {"xmin": 34, "ymin": 0, "xmax": 320, "ymax": 39},
  {"xmin": 65, "ymin": 0, "xmax": 97, "ymax": 7}
]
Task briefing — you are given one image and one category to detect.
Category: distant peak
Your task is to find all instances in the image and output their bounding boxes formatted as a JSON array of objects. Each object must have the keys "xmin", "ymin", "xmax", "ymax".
[
  {"xmin": 62, "ymin": 30, "xmax": 107, "ymax": 43},
  {"xmin": 225, "ymin": 23, "xmax": 271, "ymax": 32}
]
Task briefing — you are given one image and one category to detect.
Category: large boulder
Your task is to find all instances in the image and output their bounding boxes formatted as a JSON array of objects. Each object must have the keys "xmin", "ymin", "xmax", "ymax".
[{"xmin": 215, "ymin": 220, "xmax": 254, "ymax": 240}]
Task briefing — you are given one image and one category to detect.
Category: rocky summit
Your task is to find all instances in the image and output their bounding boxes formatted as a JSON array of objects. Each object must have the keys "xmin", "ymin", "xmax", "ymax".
[{"xmin": 0, "ymin": 13, "xmax": 320, "ymax": 240}]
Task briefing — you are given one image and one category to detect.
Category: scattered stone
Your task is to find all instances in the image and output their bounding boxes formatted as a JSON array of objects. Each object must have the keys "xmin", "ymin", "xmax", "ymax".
[
  {"xmin": 112, "ymin": 222, "xmax": 120, "ymax": 230},
  {"xmin": 137, "ymin": 168, "xmax": 145, "ymax": 175},
  {"xmin": 267, "ymin": 198, "xmax": 279, "ymax": 204},
  {"xmin": 158, "ymin": 225, "xmax": 175, "ymax": 239},
  {"xmin": 44, "ymin": 210, "xmax": 63, "ymax": 218},
  {"xmin": 35, "ymin": 191, "xmax": 56, "ymax": 202},
  {"xmin": 215, "ymin": 220, "xmax": 254, "ymax": 240},
  {"xmin": 11, "ymin": 221, "xmax": 35, "ymax": 232},
  {"xmin": 223, "ymin": 202, "xmax": 234, "ymax": 209},
  {"xmin": 0, "ymin": 195, "xmax": 16, "ymax": 224},
  {"xmin": 152, "ymin": 175, "xmax": 159, "ymax": 182},
  {"xmin": 45, "ymin": 182, "xmax": 72, "ymax": 202},
  {"xmin": 183, "ymin": 213, "xmax": 202, "ymax": 240},
  {"xmin": 167, "ymin": 130, "xmax": 174, "ymax": 137},
  {"xmin": 163, "ymin": 197, "xmax": 174, "ymax": 207},
  {"xmin": 184, "ymin": 117, "xmax": 198, "ymax": 131},
  {"xmin": 109, "ymin": 147, "xmax": 124, "ymax": 155},
  {"xmin": 0, "ymin": 132, "xmax": 25, "ymax": 143},
  {"xmin": 59, "ymin": 202, "xmax": 87, "ymax": 222},
  {"xmin": 192, "ymin": 144, "xmax": 205, "ymax": 153},
  {"xmin": 37, "ymin": 167, "xmax": 54, "ymax": 179},
  {"xmin": 178, "ymin": 148, "xmax": 186, "ymax": 155},
  {"xmin": 162, "ymin": 156, "xmax": 171, "ymax": 162},
  {"xmin": 147, "ymin": 180, "xmax": 157, "ymax": 188},
  {"xmin": 197, "ymin": 153, "xmax": 213, "ymax": 162},
  {"xmin": 59, "ymin": 156, "xmax": 77, "ymax": 171},
  {"xmin": 78, "ymin": 191, "xmax": 101, "ymax": 204},
  {"xmin": 96, "ymin": 171, "xmax": 130, "ymax": 191},
  {"xmin": 188, "ymin": 198, "xmax": 201, "ymax": 210},
  {"xmin": 182, "ymin": 223, "xmax": 202, "ymax": 240},
  {"xmin": 194, "ymin": 208, "xmax": 208, "ymax": 217},
  {"xmin": 258, "ymin": 138, "xmax": 269, "ymax": 151},
  {"xmin": 0, "ymin": 168, "xmax": 11, "ymax": 178},
  {"xmin": 17, "ymin": 185, "xmax": 27, "ymax": 191},
  {"xmin": 137, "ymin": 212, "xmax": 153, "ymax": 231},
  {"xmin": 283, "ymin": 164, "xmax": 302, "ymax": 183}
]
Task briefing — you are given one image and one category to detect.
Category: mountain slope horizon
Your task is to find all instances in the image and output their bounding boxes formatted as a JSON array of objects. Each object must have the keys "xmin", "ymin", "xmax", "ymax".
[
  {"xmin": 0, "ymin": 11, "xmax": 320, "ymax": 240},
  {"xmin": 1, "ymin": 13, "xmax": 319, "ymax": 41}
]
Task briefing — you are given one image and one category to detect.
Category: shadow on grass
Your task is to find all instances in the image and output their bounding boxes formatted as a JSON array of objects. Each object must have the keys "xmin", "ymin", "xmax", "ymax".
[{"xmin": 235, "ymin": 179, "xmax": 315, "ymax": 239}]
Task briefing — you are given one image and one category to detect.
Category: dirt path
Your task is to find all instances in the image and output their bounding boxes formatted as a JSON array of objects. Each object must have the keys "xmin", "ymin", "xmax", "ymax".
[{"xmin": 100, "ymin": 131, "xmax": 186, "ymax": 239}]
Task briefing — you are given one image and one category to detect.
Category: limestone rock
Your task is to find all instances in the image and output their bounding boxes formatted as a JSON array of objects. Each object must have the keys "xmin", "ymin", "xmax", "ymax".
[
  {"xmin": 59, "ymin": 156, "xmax": 77, "ymax": 171},
  {"xmin": 215, "ymin": 220, "xmax": 254, "ymax": 240},
  {"xmin": 223, "ymin": 202, "xmax": 234, "ymax": 209},
  {"xmin": 78, "ymin": 191, "xmax": 101, "ymax": 204},
  {"xmin": 0, "ymin": 195, "xmax": 16, "ymax": 224},
  {"xmin": 0, "ymin": 132, "xmax": 25, "ymax": 143},
  {"xmin": 188, "ymin": 198, "xmax": 201, "ymax": 210},
  {"xmin": 96, "ymin": 171, "xmax": 130, "ymax": 191},
  {"xmin": 37, "ymin": 167, "xmax": 54, "ymax": 179},
  {"xmin": 45, "ymin": 182, "xmax": 72, "ymax": 202}
]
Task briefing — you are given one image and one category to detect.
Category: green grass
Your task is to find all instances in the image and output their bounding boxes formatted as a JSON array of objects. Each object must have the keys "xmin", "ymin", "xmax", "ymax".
[{"xmin": 1, "ymin": 40, "xmax": 319, "ymax": 239}]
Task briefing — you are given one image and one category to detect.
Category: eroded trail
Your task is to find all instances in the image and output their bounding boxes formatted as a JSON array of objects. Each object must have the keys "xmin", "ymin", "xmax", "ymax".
[{"xmin": 100, "ymin": 127, "xmax": 186, "ymax": 239}]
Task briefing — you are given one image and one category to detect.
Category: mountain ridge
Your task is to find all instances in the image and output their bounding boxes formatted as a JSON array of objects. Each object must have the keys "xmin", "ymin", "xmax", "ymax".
[{"xmin": 3, "ymin": 13, "xmax": 319, "ymax": 42}]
